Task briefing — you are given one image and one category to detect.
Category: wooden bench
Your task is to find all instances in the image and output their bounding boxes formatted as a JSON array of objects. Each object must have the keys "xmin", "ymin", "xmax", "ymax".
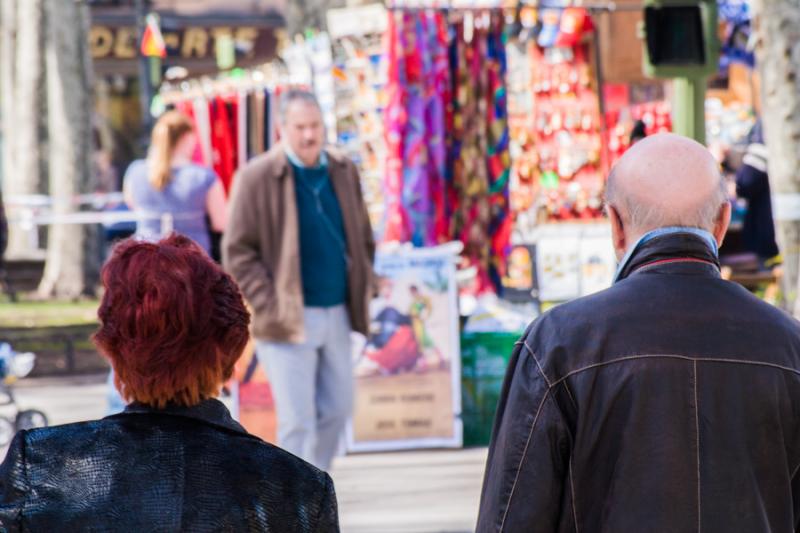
[
  {"xmin": 1, "ymin": 325, "xmax": 106, "ymax": 376},
  {"xmin": 0, "ymin": 258, "xmax": 45, "ymax": 302}
]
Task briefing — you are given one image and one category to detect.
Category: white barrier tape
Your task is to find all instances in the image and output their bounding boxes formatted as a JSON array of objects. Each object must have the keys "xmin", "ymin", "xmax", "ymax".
[
  {"xmin": 5, "ymin": 192, "xmax": 125, "ymax": 208},
  {"xmin": 7, "ymin": 210, "xmax": 204, "ymax": 227},
  {"xmin": 772, "ymin": 193, "xmax": 800, "ymax": 222}
]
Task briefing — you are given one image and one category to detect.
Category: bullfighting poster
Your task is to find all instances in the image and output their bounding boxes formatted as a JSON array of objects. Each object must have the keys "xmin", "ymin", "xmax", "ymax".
[{"xmin": 347, "ymin": 245, "xmax": 463, "ymax": 452}]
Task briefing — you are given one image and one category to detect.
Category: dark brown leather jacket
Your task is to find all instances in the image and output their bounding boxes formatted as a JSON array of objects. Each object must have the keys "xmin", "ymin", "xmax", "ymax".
[
  {"xmin": 478, "ymin": 233, "xmax": 800, "ymax": 532},
  {"xmin": 0, "ymin": 399, "xmax": 339, "ymax": 532},
  {"xmin": 222, "ymin": 146, "xmax": 375, "ymax": 343}
]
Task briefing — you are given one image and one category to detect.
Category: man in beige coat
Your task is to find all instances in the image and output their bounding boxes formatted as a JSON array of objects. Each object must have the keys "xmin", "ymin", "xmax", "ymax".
[{"xmin": 223, "ymin": 89, "xmax": 374, "ymax": 470}]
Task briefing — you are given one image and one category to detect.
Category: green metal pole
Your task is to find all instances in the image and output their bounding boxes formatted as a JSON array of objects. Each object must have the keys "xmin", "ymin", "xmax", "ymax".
[{"xmin": 671, "ymin": 76, "xmax": 707, "ymax": 144}]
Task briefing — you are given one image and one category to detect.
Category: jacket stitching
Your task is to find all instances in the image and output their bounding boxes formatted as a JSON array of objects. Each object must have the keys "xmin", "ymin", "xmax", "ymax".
[
  {"xmin": 693, "ymin": 360, "xmax": 701, "ymax": 533},
  {"xmin": 550, "ymin": 354, "xmax": 800, "ymax": 387},
  {"xmin": 791, "ymin": 458, "xmax": 800, "ymax": 480},
  {"xmin": 523, "ymin": 340, "xmax": 553, "ymax": 388},
  {"xmin": 562, "ymin": 380, "xmax": 578, "ymax": 412},
  {"xmin": 498, "ymin": 388, "xmax": 551, "ymax": 533},
  {"xmin": 504, "ymin": 350, "xmax": 799, "ymax": 533},
  {"xmin": 569, "ymin": 460, "xmax": 579, "ymax": 533}
]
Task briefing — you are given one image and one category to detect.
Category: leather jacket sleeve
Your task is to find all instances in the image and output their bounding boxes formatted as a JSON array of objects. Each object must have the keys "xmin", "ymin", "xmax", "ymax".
[
  {"xmin": 0, "ymin": 431, "xmax": 28, "ymax": 532},
  {"xmin": 316, "ymin": 473, "xmax": 340, "ymax": 533},
  {"xmin": 476, "ymin": 337, "xmax": 572, "ymax": 533}
]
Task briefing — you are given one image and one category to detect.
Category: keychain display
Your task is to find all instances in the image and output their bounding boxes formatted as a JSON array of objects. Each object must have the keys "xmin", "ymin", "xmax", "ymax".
[
  {"xmin": 330, "ymin": 24, "xmax": 388, "ymax": 235},
  {"xmin": 509, "ymin": 25, "xmax": 604, "ymax": 227}
]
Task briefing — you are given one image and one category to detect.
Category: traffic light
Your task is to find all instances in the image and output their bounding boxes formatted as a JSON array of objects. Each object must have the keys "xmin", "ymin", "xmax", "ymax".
[{"xmin": 642, "ymin": 0, "xmax": 719, "ymax": 79}]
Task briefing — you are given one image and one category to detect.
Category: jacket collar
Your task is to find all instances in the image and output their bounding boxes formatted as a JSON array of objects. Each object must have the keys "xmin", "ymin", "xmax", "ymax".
[
  {"xmin": 614, "ymin": 229, "xmax": 721, "ymax": 283},
  {"xmin": 107, "ymin": 398, "xmax": 250, "ymax": 437}
]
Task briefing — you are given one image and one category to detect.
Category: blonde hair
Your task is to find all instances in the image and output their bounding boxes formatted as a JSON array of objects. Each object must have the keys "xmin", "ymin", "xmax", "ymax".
[{"xmin": 148, "ymin": 111, "xmax": 194, "ymax": 191}]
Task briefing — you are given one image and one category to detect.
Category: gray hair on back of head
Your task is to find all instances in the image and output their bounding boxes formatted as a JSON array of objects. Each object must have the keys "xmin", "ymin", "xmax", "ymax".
[
  {"xmin": 279, "ymin": 88, "xmax": 321, "ymax": 122},
  {"xmin": 605, "ymin": 166, "xmax": 728, "ymax": 233}
]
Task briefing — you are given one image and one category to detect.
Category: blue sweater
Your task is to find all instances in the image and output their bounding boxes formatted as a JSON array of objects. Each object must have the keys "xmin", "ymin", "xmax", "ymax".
[{"xmin": 291, "ymin": 161, "xmax": 348, "ymax": 307}]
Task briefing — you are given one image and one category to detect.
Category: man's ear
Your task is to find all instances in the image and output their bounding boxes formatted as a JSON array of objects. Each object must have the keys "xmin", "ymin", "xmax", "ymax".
[
  {"xmin": 607, "ymin": 205, "xmax": 627, "ymax": 261},
  {"xmin": 713, "ymin": 201, "xmax": 732, "ymax": 247}
]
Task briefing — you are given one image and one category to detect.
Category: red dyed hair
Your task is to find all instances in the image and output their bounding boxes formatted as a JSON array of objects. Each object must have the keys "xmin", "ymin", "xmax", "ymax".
[{"xmin": 93, "ymin": 234, "xmax": 250, "ymax": 408}]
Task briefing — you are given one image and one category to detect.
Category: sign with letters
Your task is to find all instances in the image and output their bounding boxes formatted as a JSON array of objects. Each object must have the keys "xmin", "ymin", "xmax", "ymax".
[
  {"xmin": 88, "ymin": 9, "xmax": 281, "ymax": 75},
  {"xmin": 347, "ymin": 245, "xmax": 463, "ymax": 452}
]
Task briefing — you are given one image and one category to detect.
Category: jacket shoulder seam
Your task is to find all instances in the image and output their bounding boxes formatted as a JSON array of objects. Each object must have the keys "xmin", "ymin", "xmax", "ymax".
[
  {"xmin": 498, "ymin": 388, "xmax": 552, "ymax": 532},
  {"xmin": 551, "ymin": 354, "xmax": 800, "ymax": 386},
  {"xmin": 522, "ymin": 340, "xmax": 553, "ymax": 388}
]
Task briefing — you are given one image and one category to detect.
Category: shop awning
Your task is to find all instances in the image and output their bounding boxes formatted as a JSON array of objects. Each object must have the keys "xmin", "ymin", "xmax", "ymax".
[{"xmin": 89, "ymin": 0, "xmax": 286, "ymax": 76}]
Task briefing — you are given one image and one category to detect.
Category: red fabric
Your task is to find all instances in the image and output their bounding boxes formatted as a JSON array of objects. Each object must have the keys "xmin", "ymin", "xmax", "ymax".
[
  {"xmin": 555, "ymin": 8, "xmax": 592, "ymax": 48},
  {"xmin": 210, "ymin": 97, "xmax": 236, "ymax": 195},
  {"xmin": 382, "ymin": 12, "xmax": 411, "ymax": 243},
  {"xmin": 225, "ymin": 96, "xmax": 239, "ymax": 173},
  {"xmin": 175, "ymin": 101, "xmax": 206, "ymax": 165}
]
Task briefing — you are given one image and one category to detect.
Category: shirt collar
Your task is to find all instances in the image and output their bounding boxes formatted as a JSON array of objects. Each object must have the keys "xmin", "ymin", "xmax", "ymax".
[
  {"xmin": 613, "ymin": 226, "xmax": 720, "ymax": 283},
  {"xmin": 284, "ymin": 142, "xmax": 328, "ymax": 170}
]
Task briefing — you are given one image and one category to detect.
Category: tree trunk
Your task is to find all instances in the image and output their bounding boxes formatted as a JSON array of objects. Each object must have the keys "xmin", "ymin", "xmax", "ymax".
[
  {"xmin": 750, "ymin": 0, "xmax": 800, "ymax": 315},
  {"xmin": 38, "ymin": 0, "xmax": 97, "ymax": 299},
  {"xmin": 285, "ymin": 0, "xmax": 346, "ymax": 38},
  {"xmin": 0, "ymin": 0, "xmax": 18, "ymax": 253},
  {"xmin": 6, "ymin": 0, "xmax": 44, "ymax": 258}
]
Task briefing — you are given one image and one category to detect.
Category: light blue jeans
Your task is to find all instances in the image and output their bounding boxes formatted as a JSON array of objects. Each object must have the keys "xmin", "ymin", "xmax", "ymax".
[{"xmin": 256, "ymin": 305, "xmax": 353, "ymax": 471}]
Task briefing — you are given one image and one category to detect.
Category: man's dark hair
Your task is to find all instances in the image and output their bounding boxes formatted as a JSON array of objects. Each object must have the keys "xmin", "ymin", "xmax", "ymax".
[{"xmin": 630, "ymin": 120, "xmax": 648, "ymax": 144}]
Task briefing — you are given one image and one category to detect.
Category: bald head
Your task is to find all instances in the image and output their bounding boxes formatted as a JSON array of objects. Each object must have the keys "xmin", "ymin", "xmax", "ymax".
[{"xmin": 606, "ymin": 133, "xmax": 727, "ymax": 236}]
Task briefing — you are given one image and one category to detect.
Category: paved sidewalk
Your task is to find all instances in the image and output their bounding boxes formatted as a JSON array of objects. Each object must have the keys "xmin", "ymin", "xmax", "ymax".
[
  {"xmin": 333, "ymin": 448, "xmax": 485, "ymax": 533},
  {"xmin": 4, "ymin": 374, "xmax": 487, "ymax": 533}
]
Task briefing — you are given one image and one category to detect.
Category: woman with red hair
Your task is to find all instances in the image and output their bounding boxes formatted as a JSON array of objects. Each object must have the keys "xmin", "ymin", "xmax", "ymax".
[{"xmin": 0, "ymin": 234, "xmax": 339, "ymax": 532}]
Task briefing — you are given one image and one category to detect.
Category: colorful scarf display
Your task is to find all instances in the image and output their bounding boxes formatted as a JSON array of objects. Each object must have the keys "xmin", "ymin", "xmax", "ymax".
[{"xmin": 382, "ymin": 11, "xmax": 511, "ymax": 291}]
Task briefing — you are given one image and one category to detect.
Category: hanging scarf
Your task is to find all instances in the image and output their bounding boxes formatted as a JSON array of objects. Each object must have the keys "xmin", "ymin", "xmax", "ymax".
[{"xmin": 382, "ymin": 11, "xmax": 410, "ymax": 243}]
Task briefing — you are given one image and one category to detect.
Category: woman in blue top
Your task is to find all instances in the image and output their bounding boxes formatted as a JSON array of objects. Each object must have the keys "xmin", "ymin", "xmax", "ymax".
[
  {"xmin": 123, "ymin": 110, "xmax": 226, "ymax": 255},
  {"xmin": 110, "ymin": 111, "xmax": 227, "ymax": 414}
]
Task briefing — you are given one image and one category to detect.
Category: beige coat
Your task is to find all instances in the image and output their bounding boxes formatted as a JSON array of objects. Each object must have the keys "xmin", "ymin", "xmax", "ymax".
[{"xmin": 222, "ymin": 146, "xmax": 375, "ymax": 342}]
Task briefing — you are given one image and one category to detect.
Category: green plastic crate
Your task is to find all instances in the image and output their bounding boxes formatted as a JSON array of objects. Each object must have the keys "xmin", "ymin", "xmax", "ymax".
[{"xmin": 461, "ymin": 331, "xmax": 522, "ymax": 447}]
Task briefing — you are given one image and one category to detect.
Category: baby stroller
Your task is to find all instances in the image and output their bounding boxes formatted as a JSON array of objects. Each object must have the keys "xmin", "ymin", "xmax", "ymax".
[{"xmin": 0, "ymin": 342, "xmax": 48, "ymax": 446}]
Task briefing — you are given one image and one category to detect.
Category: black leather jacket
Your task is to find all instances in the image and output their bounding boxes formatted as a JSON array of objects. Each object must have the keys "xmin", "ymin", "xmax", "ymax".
[
  {"xmin": 478, "ymin": 233, "xmax": 800, "ymax": 532},
  {"xmin": 0, "ymin": 399, "xmax": 339, "ymax": 532}
]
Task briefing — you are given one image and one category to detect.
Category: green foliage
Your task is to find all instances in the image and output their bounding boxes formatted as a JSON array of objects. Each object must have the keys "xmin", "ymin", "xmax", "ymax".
[{"xmin": 0, "ymin": 298, "xmax": 99, "ymax": 328}]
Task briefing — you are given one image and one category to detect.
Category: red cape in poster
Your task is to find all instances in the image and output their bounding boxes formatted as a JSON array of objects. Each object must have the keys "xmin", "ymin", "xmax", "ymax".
[
  {"xmin": 348, "ymin": 244, "xmax": 463, "ymax": 452},
  {"xmin": 233, "ymin": 338, "xmax": 277, "ymax": 443}
]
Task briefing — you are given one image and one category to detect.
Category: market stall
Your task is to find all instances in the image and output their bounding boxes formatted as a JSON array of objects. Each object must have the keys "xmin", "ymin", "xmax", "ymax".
[{"xmin": 160, "ymin": 71, "xmax": 282, "ymax": 194}]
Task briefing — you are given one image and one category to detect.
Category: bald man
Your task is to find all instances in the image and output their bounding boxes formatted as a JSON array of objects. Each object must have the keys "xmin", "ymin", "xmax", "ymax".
[{"xmin": 477, "ymin": 134, "xmax": 800, "ymax": 532}]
